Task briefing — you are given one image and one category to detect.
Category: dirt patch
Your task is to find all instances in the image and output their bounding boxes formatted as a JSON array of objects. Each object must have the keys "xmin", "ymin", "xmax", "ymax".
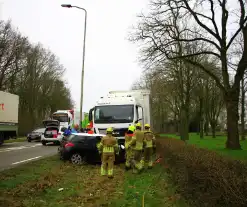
[{"xmin": 1, "ymin": 163, "xmax": 71, "ymax": 206}]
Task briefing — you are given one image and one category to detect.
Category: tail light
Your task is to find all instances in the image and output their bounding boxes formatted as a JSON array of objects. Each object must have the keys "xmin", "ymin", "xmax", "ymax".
[
  {"xmin": 65, "ymin": 142, "xmax": 74, "ymax": 148},
  {"xmin": 58, "ymin": 132, "xmax": 61, "ymax": 135}
]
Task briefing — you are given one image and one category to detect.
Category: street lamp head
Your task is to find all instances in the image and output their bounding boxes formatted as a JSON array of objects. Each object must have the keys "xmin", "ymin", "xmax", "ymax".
[{"xmin": 61, "ymin": 4, "xmax": 72, "ymax": 8}]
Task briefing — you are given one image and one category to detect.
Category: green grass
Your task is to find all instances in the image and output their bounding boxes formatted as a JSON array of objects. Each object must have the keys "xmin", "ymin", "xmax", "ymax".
[
  {"xmin": 161, "ymin": 133, "xmax": 247, "ymax": 160},
  {"xmin": 4, "ymin": 137, "xmax": 26, "ymax": 143},
  {"xmin": 110, "ymin": 165, "xmax": 188, "ymax": 207},
  {"xmin": 0, "ymin": 156, "xmax": 61, "ymax": 189},
  {"xmin": 0, "ymin": 156, "xmax": 188, "ymax": 207}
]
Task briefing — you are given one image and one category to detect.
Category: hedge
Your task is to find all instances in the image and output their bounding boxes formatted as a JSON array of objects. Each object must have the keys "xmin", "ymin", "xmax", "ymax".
[{"xmin": 156, "ymin": 137, "xmax": 247, "ymax": 207}]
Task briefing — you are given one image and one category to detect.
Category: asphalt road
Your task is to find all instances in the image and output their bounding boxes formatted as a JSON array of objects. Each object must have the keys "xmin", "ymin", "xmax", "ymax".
[{"xmin": 0, "ymin": 141, "xmax": 58, "ymax": 171}]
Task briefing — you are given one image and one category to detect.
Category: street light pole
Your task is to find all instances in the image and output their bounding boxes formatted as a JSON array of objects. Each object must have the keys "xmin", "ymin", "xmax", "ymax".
[{"xmin": 61, "ymin": 4, "xmax": 87, "ymax": 129}]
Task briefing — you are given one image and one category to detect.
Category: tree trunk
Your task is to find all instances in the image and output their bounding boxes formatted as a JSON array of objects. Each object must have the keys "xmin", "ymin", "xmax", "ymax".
[
  {"xmin": 204, "ymin": 121, "xmax": 209, "ymax": 136},
  {"xmin": 225, "ymin": 90, "xmax": 241, "ymax": 149},
  {"xmin": 177, "ymin": 119, "xmax": 181, "ymax": 136},
  {"xmin": 241, "ymin": 78, "xmax": 245, "ymax": 141},
  {"xmin": 199, "ymin": 97, "xmax": 204, "ymax": 139},
  {"xmin": 180, "ymin": 107, "xmax": 189, "ymax": 141},
  {"xmin": 210, "ymin": 121, "xmax": 216, "ymax": 138}
]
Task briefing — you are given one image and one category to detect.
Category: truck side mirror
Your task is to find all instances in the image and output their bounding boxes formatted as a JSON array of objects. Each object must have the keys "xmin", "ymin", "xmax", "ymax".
[{"xmin": 135, "ymin": 118, "xmax": 142, "ymax": 123}]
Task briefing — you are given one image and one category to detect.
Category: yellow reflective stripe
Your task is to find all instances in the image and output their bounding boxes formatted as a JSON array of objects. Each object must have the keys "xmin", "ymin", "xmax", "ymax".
[
  {"xmin": 146, "ymin": 140, "xmax": 153, "ymax": 148},
  {"xmin": 108, "ymin": 168, "xmax": 113, "ymax": 175},
  {"xmin": 103, "ymin": 146, "xmax": 114, "ymax": 152},
  {"xmin": 101, "ymin": 166, "xmax": 106, "ymax": 175}
]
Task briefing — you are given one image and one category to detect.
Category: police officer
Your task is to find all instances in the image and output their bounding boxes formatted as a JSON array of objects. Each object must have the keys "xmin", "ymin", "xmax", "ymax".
[
  {"xmin": 143, "ymin": 124, "xmax": 156, "ymax": 169},
  {"xmin": 71, "ymin": 124, "xmax": 79, "ymax": 133},
  {"xmin": 124, "ymin": 125, "xmax": 135, "ymax": 170},
  {"xmin": 129, "ymin": 122, "xmax": 144, "ymax": 173},
  {"xmin": 97, "ymin": 127, "xmax": 119, "ymax": 178}
]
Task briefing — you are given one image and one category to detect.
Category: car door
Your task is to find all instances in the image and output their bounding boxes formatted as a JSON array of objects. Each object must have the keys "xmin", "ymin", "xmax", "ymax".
[{"xmin": 74, "ymin": 135, "xmax": 102, "ymax": 162}]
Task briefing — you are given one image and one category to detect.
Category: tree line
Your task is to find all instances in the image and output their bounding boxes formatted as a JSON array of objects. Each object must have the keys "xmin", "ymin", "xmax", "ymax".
[
  {"xmin": 0, "ymin": 20, "xmax": 73, "ymax": 135},
  {"xmin": 130, "ymin": 0, "xmax": 247, "ymax": 149}
]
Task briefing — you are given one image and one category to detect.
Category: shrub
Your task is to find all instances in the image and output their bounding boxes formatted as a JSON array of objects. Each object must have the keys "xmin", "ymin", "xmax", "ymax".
[{"xmin": 156, "ymin": 137, "xmax": 247, "ymax": 207}]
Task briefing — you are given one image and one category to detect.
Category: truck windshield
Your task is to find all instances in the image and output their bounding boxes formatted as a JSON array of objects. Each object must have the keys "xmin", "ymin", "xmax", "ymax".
[
  {"xmin": 94, "ymin": 105, "xmax": 134, "ymax": 123},
  {"xmin": 52, "ymin": 113, "xmax": 68, "ymax": 122}
]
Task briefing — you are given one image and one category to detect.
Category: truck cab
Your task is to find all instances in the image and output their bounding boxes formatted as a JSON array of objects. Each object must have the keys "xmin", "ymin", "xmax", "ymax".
[
  {"xmin": 88, "ymin": 90, "xmax": 151, "ymax": 142},
  {"xmin": 40, "ymin": 110, "xmax": 74, "ymax": 145},
  {"xmin": 52, "ymin": 110, "xmax": 74, "ymax": 129}
]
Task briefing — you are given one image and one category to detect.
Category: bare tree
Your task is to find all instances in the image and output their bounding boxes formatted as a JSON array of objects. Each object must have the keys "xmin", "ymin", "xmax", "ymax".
[
  {"xmin": 0, "ymin": 20, "xmax": 73, "ymax": 135},
  {"xmin": 131, "ymin": 0, "xmax": 247, "ymax": 149}
]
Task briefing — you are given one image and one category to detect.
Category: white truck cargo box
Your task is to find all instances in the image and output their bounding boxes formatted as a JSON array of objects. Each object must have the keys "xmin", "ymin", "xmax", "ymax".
[{"xmin": 0, "ymin": 91, "xmax": 19, "ymax": 124}]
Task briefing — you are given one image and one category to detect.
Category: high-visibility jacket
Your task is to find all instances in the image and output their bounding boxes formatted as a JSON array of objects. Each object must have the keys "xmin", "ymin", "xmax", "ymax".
[
  {"xmin": 97, "ymin": 134, "xmax": 119, "ymax": 154},
  {"xmin": 125, "ymin": 133, "xmax": 134, "ymax": 149},
  {"xmin": 129, "ymin": 130, "xmax": 144, "ymax": 150},
  {"xmin": 144, "ymin": 131, "xmax": 155, "ymax": 148}
]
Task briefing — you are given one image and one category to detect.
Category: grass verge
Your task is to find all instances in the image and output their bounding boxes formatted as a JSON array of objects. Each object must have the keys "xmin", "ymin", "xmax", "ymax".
[
  {"xmin": 110, "ymin": 164, "xmax": 188, "ymax": 207},
  {"xmin": 161, "ymin": 133, "xmax": 247, "ymax": 160},
  {"xmin": 0, "ymin": 155, "xmax": 187, "ymax": 207},
  {"xmin": 4, "ymin": 137, "xmax": 26, "ymax": 143}
]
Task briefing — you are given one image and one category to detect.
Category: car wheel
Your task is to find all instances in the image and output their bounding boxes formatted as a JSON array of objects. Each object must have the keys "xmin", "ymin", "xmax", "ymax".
[
  {"xmin": 42, "ymin": 141, "xmax": 47, "ymax": 146},
  {"xmin": 70, "ymin": 153, "xmax": 85, "ymax": 165},
  {"xmin": 27, "ymin": 138, "xmax": 31, "ymax": 142}
]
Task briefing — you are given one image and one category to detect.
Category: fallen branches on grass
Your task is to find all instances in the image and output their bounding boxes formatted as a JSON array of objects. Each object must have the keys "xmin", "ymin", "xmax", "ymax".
[{"xmin": 157, "ymin": 137, "xmax": 247, "ymax": 207}]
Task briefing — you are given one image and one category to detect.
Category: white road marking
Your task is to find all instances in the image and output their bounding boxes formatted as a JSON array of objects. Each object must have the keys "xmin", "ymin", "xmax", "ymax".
[
  {"xmin": 12, "ymin": 156, "xmax": 42, "ymax": 165},
  {"xmin": 0, "ymin": 144, "xmax": 42, "ymax": 153}
]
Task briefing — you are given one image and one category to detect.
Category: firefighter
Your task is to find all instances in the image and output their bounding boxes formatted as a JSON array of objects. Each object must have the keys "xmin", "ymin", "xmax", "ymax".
[
  {"xmin": 124, "ymin": 125, "xmax": 135, "ymax": 171},
  {"xmin": 143, "ymin": 124, "xmax": 156, "ymax": 169},
  {"xmin": 97, "ymin": 127, "xmax": 119, "ymax": 178},
  {"xmin": 86, "ymin": 123, "xmax": 94, "ymax": 134},
  {"xmin": 129, "ymin": 122, "xmax": 144, "ymax": 173}
]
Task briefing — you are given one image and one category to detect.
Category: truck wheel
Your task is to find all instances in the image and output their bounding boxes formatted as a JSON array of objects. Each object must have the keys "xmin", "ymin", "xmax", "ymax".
[
  {"xmin": 42, "ymin": 140, "xmax": 47, "ymax": 146},
  {"xmin": 0, "ymin": 132, "xmax": 4, "ymax": 146}
]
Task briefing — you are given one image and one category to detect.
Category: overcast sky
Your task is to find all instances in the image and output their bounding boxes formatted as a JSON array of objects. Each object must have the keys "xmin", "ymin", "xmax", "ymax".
[{"xmin": 1, "ymin": 0, "xmax": 149, "ymax": 112}]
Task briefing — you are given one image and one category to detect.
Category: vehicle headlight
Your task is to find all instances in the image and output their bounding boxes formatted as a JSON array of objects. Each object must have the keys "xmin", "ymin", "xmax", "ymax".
[{"xmin": 120, "ymin": 145, "xmax": 125, "ymax": 149}]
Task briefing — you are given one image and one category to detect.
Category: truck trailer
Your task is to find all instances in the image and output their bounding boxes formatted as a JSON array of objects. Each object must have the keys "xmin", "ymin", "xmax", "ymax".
[
  {"xmin": 0, "ymin": 91, "xmax": 19, "ymax": 145},
  {"xmin": 88, "ymin": 90, "xmax": 151, "ymax": 141}
]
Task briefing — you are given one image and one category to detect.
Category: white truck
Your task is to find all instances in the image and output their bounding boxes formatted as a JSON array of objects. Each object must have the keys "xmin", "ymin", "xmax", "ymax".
[
  {"xmin": 51, "ymin": 110, "xmax": 75, "ymax": 129},
  {"xmin": 51, "ymin": 109, "xmax": 87, "ymax": 129},
  {"xmin": 88, "ymin": 90, "xmax": 151, "ymax": 141},
  {"xmin": 41, "ymin": 109, "xmax": 89, "ymax": 145},
  {"xmin": 0, "ymin": 91, "xmax": 19, "ymax": 145},
  {"xmin": 41, "ymin": 109, "xmax": 75, "ymax": 145}
]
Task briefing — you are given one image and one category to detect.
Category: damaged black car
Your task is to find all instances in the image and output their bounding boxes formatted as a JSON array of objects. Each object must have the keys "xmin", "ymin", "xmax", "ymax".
[{"xmin": 59, "ymin": 132, "xmax": 125, "ymax": 165}]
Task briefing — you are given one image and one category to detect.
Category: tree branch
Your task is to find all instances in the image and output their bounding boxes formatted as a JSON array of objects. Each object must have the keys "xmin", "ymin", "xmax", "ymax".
[
  {"xmin": 182, "ymin": 0, "xmax": 221, "ymax": 42},
  {"xmin": 167, "ymin": 54, "xmax": 225, "ymax": 92}
]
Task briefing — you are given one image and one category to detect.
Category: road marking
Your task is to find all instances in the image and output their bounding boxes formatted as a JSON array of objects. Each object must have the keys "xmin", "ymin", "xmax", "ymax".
[
  {"xmin": 12, "ymin": 156, "xmax": 42, "ymax": 165},
  {"xmin": 0, "ymin": 144, "xmax": 42, "ymax": 153}
]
